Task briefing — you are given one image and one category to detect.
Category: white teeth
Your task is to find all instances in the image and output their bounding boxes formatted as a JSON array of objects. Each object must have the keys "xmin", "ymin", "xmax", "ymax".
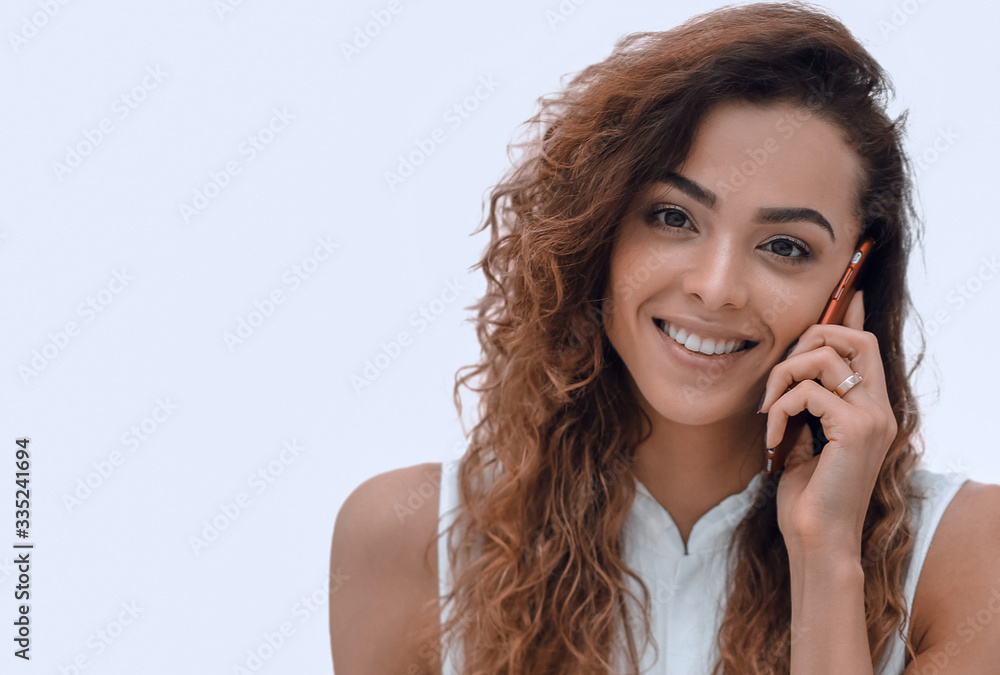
[{"xmin": 656, "ymin": 320, "xmax": 747, "ymax": 355}]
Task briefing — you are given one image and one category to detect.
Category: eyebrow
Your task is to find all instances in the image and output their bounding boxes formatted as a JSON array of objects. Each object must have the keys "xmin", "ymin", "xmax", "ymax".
[{"xmin": 657, "ymin": 171, "xmax": 836, "ymax": 243}]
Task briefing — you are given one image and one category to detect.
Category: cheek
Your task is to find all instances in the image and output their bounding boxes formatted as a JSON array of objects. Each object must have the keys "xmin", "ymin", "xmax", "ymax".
[
  {"xmin": 605, "ymin": 248, "xmax": 651, "ymax": 338},
  {"xmin": 757, "ymin": 286, "xmax": 803, "ymax": 326},
  {"xmin": 759, "ymin": 283, "xmax": 831, "ymax": 342},
  {"xmin": 609, "ymin": 240, "xmax": 677, "ymax": 300}
]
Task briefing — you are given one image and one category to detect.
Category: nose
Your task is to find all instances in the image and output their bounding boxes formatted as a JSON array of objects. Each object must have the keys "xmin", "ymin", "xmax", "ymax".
[{"xmin": 681, "ymin": 240, "xmax": 750, "ymax": 310}]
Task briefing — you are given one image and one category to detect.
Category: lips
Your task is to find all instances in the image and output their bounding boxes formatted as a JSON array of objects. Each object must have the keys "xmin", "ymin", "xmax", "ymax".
[
  {"xmin": 653, "ymin": 318, "xmax": 759, "ymax": 356},
  {"xmin": 651, "ymin": 323, "xmax": 758, "ymax": 377}
]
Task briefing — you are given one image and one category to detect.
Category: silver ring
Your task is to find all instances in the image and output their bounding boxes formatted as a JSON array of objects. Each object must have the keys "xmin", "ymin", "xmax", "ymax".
[{"xmin": 834, "ymin": 372, "xmax": 863, "ymax": 397}]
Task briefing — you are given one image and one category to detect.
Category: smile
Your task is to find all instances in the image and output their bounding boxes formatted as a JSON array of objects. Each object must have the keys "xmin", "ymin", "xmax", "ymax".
[{"xmin": 653, "ymin": 318, "xmax": 758, "ymax": 356}]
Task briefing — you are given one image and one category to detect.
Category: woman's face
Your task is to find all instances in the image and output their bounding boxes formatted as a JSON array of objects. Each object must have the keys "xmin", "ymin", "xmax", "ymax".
[{"xmin": 603, "ymin": 99, "xmax": 864, "ymax": 426}]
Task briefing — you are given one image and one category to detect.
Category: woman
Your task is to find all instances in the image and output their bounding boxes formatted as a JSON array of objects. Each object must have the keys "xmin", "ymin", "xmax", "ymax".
[{"xmin": 330, "ymin": 3, "xmax": 1000, "ymax": 673}]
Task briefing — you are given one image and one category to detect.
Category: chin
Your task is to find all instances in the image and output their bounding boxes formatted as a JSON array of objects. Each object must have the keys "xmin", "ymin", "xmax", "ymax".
[{"xmin": 637, "ymin": 379, "xmax": 749, "ymax": 426}]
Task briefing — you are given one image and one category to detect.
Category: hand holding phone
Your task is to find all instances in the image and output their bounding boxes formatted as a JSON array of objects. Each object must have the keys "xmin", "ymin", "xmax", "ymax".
[{"xmin": 764, "ymin": 237, "xmax": 876, "ymax": 475}]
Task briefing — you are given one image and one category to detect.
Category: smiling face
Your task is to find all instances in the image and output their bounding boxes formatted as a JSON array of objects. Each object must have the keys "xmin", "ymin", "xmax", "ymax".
[{"xmin": 603, "ymin": 99, "xmax": 864, "ymax": 426}]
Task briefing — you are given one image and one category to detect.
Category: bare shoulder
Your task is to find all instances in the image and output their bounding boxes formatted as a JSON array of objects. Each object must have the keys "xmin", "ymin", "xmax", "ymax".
[
  {"xmin": 329, "ymin": 462, "xmax": 444, "ymax": 675},
  {"xmin": 906, "ymin": 479, "xmax": 1000, "ymax": 672}
]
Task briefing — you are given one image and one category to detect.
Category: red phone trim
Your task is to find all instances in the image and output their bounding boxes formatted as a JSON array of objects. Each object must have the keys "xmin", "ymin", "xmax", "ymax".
[{"xmin": 816, "ymin": 237, "xmax": 875, "ymax": 326}]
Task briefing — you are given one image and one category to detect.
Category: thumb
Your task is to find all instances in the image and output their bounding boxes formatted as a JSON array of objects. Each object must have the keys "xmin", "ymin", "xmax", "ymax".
[{"xmin": 781, "ymin": 416, "xmax": 818, "ymax": 473}]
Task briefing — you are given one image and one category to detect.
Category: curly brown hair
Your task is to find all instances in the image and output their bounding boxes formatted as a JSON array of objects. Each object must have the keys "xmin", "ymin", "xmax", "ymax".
[{"xmin": 416, "ymin": 2, "xmax": 928, "ymax": 673}]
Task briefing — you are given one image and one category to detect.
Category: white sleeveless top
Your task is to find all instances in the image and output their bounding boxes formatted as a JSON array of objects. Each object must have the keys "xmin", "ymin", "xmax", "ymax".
[{"xmin": 437, "ymin": 458, "xmax": 968, "ymax": 674}]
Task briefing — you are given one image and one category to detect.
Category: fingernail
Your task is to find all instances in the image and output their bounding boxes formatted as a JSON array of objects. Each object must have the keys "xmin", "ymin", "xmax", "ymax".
[
  {"xmin": 765, "ymin": 447, "xmax": 776, "ymax": 474},
  {"xmin": 756, "ymin": 391, "xmax": 766, "ymax": 413}
]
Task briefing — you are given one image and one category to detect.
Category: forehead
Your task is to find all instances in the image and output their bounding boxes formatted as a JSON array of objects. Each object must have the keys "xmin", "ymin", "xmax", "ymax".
[{"xmin": 671, "ymin": 99, "xmax": 864, "ymax": 238}]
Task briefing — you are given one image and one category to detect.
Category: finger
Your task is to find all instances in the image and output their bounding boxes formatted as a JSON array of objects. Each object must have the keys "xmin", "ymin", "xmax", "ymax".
[
  {"xmin": 765, "ymin": 413, "xmax": 813, "ymax": 475},
  {"xmin": 760, "ymin": 346, "xmax": 857, "ymax": 413},
  {"xmin": 765, "ymin": 380, "xmax": 850, "ymax": 452},
  {"xmin": 782, "ymin": 324, "xmax": 883, "ymax": 387},
  {"xmin": 842, "ymin": 288, "xmax": 865, "ymax": 332}
]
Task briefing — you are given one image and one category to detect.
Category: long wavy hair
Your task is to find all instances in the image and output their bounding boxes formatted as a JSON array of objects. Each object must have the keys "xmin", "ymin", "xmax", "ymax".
[{"xmin": 417, "ymin": 3, "xmax": 927, "ymax": 673}]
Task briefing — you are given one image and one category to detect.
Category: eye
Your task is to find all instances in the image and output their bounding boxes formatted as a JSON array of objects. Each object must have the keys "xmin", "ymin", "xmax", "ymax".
[
  {"xmin": 646, "ymin": 204, "xmax": 694, "ymax": 231},
  {"xmin": 761, "ymin": 237, "xmax": 811, "ymax": 261},
  {"xmin": 643, "ymin": 204, "xmax": 814, "ymax": 263}
]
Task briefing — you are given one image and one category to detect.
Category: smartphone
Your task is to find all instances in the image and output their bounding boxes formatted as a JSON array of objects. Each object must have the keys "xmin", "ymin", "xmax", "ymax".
[
  {"xmin": 816, "ymin": 237, "xmax": 876, "ymax": 326},
  {"xmin": 766, "ymin": 237, "xmax": 877, "ymax": 474}
]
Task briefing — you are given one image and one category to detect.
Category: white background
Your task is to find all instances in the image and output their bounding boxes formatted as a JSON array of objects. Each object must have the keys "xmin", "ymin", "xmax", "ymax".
[{"xmin": 0, "ymin": 0, "xmax": 996, "ymax": 673}]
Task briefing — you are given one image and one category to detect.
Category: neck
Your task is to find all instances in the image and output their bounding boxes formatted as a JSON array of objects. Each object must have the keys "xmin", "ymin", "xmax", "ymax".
[
  {"xmin": 628, "ymin": 390, "xmax": 768, "ymax": 544},
  {"xmin": 632, "ymin": 415, "xmax": 766, "ymax": 491}
]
